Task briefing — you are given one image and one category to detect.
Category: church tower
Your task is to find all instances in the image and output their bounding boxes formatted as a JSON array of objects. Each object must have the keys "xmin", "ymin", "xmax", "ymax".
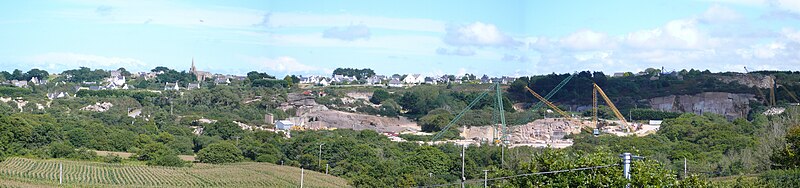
[{"xmin": 191, "ymin": 57, "xmax": 197, "ymax": 73}]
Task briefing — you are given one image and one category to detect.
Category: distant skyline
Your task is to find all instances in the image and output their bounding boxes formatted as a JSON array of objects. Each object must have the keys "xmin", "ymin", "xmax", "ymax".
[{"xmin": 1, "ymin": 0, "xmax": 800, "ymax": 77}]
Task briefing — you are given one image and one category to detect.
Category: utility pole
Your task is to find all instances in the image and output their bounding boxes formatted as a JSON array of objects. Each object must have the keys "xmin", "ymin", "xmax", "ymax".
[
  {"xmin": 318, "ymin": 143, "xmax": 325, "ymax": 167},
  {"xmin": 501, "ymin": 145, "xmax": 505, "ymax": 167},
  {"xmin": 461, "ymin": 144, "xmax": 466, "ymax": 188},
  {"xmin": 300, "ymin": 168, "xmax": 305, "ymax": 188},
  {"xmin": 622, "ymin": 153, "xmax": 631, "ymax": 180},
  {"xmin": 684, "ymin": 158, "xmax": 687, "ymax": 179},
  {"xmin": 483, "ymin": 170, "xmax": 489, "ymax": 188},
  {"xmin": 59, "ymin": 162, "xmax": 63, "ymax": 185},
  {"xmin": 326, "ymin": 164, "xmax": 329, "ymax": 175}
]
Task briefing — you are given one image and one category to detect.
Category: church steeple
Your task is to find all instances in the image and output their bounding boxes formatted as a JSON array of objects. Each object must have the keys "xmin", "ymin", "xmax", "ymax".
[{"xmin": 191, "ymin": 57, "xmax": 196, "ymax": 73}]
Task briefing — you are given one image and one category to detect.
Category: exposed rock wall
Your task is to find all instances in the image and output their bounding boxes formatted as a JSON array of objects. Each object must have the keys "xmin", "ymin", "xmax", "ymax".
[{"xmin": 649, "ymin": 92, "xmax": 755, "ymax": 119}]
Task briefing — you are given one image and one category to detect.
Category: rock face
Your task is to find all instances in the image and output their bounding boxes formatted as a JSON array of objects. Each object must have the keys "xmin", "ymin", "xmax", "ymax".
[
  {"xmin": 716, "ymin": 74, "xmax": 774, "ymax": 89},
  {"xmin": 649, "ymin": 92, "xmax": 755, "ymax": 119}
]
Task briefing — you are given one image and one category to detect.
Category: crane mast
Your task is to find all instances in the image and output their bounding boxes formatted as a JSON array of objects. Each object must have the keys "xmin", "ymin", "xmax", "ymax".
[{"xmin": 592, "ymin": 83, "xmax": 631, "ymax": 132}]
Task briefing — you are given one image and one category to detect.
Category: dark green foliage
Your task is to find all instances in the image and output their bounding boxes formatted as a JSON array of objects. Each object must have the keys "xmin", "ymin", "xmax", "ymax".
[
  {"xmin": 0, "ymin": 86, "xmax": 32, "ymax": 97},
  {"xmin": 197, "ymin": 142, "xmax": 243, "ymax": 164},
  {"xmin": 630, "ymin": 108, "xmax": 682, "ymax": 120},
  {"xmin": 61, "ymin": 67, "xmax": 110, "ymax": 82},
  {"xmin": 251, "ymin": 79, "xmax": 288, "ymax": 88},
  {"xmin": 136, "ymin": 142, "xmax": 186, "ymax": 167},
  {"xmin": 246, "ymin": 71, "xmax": 276, "ymax": 81},
  {"xmin": 203, "ymin": 120, "xmax": 245, "ymax": 140},
  {"xmin": 369, "ymin": 89, "xmax": 390, "ymax": 104},
  {"xmin": 419, "ymin": 109, "xmax": 454, "ymax": 132},
  {"xmin": 332, "ymin": 68, "xmax": 375, "ymax": 80}
]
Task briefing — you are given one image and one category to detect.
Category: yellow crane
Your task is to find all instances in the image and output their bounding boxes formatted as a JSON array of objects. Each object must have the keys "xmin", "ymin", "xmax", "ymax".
[
  {"xmin": 524, "ymin": 86, "xmax": 573, "ymax": 120},
  {"xmin": 592, "ymin": 83, "xmax": 631, "ymax": 132},
  {"xmin": 780, "ymin": 85, "xmax": 800, "ymax": 103}
]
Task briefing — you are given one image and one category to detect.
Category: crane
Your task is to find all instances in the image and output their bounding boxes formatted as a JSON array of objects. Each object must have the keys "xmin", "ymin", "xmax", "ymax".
[
  {"xmin": 524, "ymin": 86, "xmax": 573, "ymax": 120},
  {"xmin": 780, "ymin": 85, "xmax": 800, "ymax": 103},
  {"xmin": 592, "ymin": 83, "xmax": 631, "ymax": 132},
  {"xmin": 431, "ymin": 83, "xmax": 507, "ymax": 143},
  {"xmin": 531, "ymin": 73, "xmax": 575, "ymax": 110}
]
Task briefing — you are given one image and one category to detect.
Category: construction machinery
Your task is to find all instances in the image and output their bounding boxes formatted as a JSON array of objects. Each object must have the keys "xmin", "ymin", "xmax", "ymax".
[
  {"xmin": 780, "ymin": 84, "xmax": 800, "ymax": 103},
  {"xmin": 524, "ymin": 86, "xmax": 574, "ymax": 120},
  {"xmin": 431, "ymin": 83, "xmax": 507, "ymax": 144},
  {"xmin": 531, "ymin": 73, "xmax": 575, "ymax": 110},
  {"xmin": 592, "ymin": 83, "xmax": 631, "ymax": 132}
]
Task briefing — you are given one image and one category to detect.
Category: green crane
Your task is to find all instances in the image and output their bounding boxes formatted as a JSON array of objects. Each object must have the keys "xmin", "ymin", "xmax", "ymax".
[
  {"xmin": 531, "ymin": 73, "xmax": 575, "ymax": 110},
  {"xmin": 431, "ymin": 83, "xmax": 507, "ymax": 143}
]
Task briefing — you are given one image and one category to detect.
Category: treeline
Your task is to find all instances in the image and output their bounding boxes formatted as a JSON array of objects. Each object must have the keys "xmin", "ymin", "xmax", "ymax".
[
  {"xmin": 507, "ymin": 70, "xmax": 758, "ymax": 111},
  {"xmin": 332, "ymin": 68, "xmax": 375, "ymax": 80},
  {"xmin": 0, "ymin": 68, "xmax": 49, "ymax": 81}
]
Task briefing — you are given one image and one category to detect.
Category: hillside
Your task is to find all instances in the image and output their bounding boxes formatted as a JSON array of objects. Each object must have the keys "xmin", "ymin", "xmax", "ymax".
[{"xmin": 0, "ymin": 157, "xmax": 349, "ymax": 188}]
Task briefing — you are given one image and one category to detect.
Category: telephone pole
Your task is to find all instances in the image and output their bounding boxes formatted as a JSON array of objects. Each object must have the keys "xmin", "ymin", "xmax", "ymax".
[
  {"xmin": 300, "ymin": 168, "xmax": 305, "ymax": 188},
  {"xmin": 318, "ymin": 143, "xmax": 325, "ymax": 167},
  {"xmin": 483, "ymin": 170, "xmax": 490, "ymax": 188},
  {"xmin": 461, "ymin": 144, "xmax": 466, "ymax": 188}
]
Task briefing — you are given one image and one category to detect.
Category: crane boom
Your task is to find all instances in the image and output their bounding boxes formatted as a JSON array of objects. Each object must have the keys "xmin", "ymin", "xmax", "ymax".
[
  {"xmin": 780, "ymin": 84, "xmax": 800, "ymax": 103},
  {"xmin": 532, "ymin": 73, "xmax": 575, "ymax": 110},
  {"xmin": 525, "ymin": 86, "xmax": 572, "ymax": 120},
  {"xmin": 431, "ymin": 87, "xmax": 491, "ymax": 142},
  {"xmin": 592, "ymin": 83, "xmax": 630, "ymax": 132}
]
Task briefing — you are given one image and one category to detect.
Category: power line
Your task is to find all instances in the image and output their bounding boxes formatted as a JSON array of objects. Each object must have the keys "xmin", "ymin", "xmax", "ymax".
[{"xmin": 419, "ymin": 164, "xmax": 619, "ymax": 188}]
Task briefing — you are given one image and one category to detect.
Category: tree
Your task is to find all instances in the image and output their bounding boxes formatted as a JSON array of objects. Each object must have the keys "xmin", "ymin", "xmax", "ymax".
[
  {"xmin": 370, "ymin": 89, "xmax": 390, "ymax": 104},
  {"xmin": 204, "ymin": 121, "xmax": 245, "ymax": 140},
  {"xmin": 419, "ymin": 109, "xmax": 454, "ymax": 132},
  {"xmin": 197, "ymin": 142, "xmax": 243, "ymax": 164},
  {"xmin": 151, "ymin": 66, "xmax": 171, "ymax": 73},
  {"xmin": 25, "ymin": 69, "xmax": 49, "ymax": 80},
  {"xmin": 247, "ymin": 71, "xmax": 275, "ymax": 81}
]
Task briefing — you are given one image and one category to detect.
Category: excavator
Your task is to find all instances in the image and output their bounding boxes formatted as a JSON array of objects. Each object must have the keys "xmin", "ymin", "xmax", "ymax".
[{"xmin": 592, "ymin": 83, "xmax": 632, "ymax": 133}]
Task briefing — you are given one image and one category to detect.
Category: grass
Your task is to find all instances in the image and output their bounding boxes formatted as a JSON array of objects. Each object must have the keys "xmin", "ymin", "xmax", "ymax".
[{"xmin": 0, "ymin": 157, "xmax": 350, "ymax": 188}]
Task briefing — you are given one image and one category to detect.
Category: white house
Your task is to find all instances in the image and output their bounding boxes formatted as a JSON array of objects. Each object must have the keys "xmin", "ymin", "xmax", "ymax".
[
  {"xmin": 403, "ymin": 74, "xmax": 424, "ymax": 84},
  {"xmin": 275, "ymin": 120, "xmax": 294, "ymax": 130},
  {"xmin": 164, "ymin": 82, "xmax": 180, "ymax": 91}
]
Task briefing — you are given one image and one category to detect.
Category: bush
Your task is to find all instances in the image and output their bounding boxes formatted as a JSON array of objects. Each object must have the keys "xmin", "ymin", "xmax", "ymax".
[{"xmin": 197, "ymin": 142, "xmax": 243, "ymax": 164}]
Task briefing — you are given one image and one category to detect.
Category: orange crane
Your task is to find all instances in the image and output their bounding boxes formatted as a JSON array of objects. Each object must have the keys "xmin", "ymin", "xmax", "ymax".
[
  {"xmin": 524, "ymin": 86, "xmax": 573, "ymax": 120},
  {"xmin": 592, "ymin": 83, "xmax": 631, "ymax": 132}
]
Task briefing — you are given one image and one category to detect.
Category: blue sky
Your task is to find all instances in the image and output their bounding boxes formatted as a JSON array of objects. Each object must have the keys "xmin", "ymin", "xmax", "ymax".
[{"xmin": 1, "ymin": 0, "xmax": 800, "ymax": 77}]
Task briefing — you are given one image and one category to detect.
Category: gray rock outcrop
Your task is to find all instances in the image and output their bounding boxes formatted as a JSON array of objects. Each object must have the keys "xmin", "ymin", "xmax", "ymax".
[{"xmin": 649, "ymin": 92, "xmax": 755, "ymax": 119}]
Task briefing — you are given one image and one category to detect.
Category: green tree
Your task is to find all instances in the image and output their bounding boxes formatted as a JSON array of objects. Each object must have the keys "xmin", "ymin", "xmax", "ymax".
[
  {"xmin": 419, "ymin": 109, "xmax": 454, "ymax": 132},
  {"xmin": 204, "ymin": 120, "xmax": 245, "ymax": 140},
  {"xmin": 370, "ymin": 89, "xmax": 390, "ymax": 104},
  {"xmin": 197, "ymin": 142, "xmax": 244, "ymax": 164}
]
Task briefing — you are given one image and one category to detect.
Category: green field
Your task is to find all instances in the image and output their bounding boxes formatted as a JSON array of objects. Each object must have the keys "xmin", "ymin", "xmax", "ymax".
[{"xmin": 0, "ymin": 157, "xmax": 350, "ymax": 188}]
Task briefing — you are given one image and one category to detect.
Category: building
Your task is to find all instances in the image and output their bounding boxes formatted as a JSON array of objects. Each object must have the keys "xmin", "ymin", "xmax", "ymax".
[
  {"xmin": 187, "ymin": 83, "xmax": 201, "ymax": 90},
  {"xmin": 214, "ymin": 77, "xmax": 230, "ymax": 85},
  {"xmin": 388, "ymin": 78, "xmax": 404, "ymax": 87},
  {"xmin": 10, "ymin": 80, "xmax": 27, "ymax": 87},
  {"xmin": 480, "ymin": 75, "xmax": 491, "ymax": 84},
  {"xmin": 190, "ymin": 58, "xmax": 212, "ymax": 82},
  {"xmin": 403, "ymin": 74, "xmax": 424, "ymax": 84},
  {"xmin": 164, "ymin": 82, "xmax": 180, "ymax": 90},
  {"xmin": 275, "ymin": 120, "xmax": 294, "ymax": 130}
]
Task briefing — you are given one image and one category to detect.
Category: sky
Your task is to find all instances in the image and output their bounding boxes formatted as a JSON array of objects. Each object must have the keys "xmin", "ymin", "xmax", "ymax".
[{"xmin": 1, "ymin": 0, "xmax": 800, "ymax": 77}]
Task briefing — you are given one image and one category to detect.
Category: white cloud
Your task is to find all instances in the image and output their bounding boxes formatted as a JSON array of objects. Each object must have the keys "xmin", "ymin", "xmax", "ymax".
[
  {"xmin": 271, "ymin": 13, "xmax": 445, "ymax": 33},
  {"xmin": 698, "ymin": 4, "xmax": 743, "ymax": 23},
  {"xmin": 443, "ymin": 22, "xmax": 521, "ymax": 47},
  {"xmin": 23, "ymin": 52, "xmax": 147, "ymax": 71},
  {"xmin": 560, "ymin": 30, "xmax": 615, "ymax": 51},
  {"xmin": 323, "ymin": 24, "xmax": 371, "ymax": 41},
  {"xmin": 436, "ymin": 48, "xmax": 475, "ymax": 56},
  {"xmin": 783, "ymin": 28, "xmax": 800, "ymax": 42},
  {"xmin": 623, "ymin": 19, "xmax": 705, "ymax": 49},
  {"xmin": 501, "ymin": 54, "xmax": 531, "ymax": 62},
  {"xmin": 772, "ymin": 0, "xmax": 800, "ymax": 14},
  {"xmin": 246, "ymin": 56, "xmax": 324, "ymax": 74}
]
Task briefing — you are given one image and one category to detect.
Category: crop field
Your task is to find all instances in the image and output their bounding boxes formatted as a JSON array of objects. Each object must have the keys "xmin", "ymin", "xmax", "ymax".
[{"xmin": 0, "ymin": 157, "xmax": 349, "ymax": 187}]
